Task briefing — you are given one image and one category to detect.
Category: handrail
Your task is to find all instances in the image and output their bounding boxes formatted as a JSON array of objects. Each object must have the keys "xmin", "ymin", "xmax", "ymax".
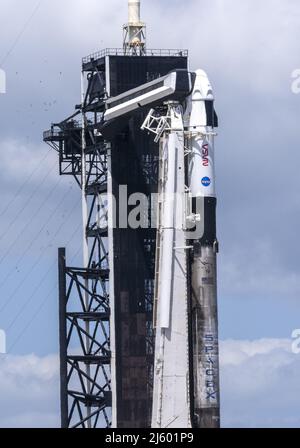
[{"xmin": 82, "ymin": 48, "xmax": 188, "ymax": 65}]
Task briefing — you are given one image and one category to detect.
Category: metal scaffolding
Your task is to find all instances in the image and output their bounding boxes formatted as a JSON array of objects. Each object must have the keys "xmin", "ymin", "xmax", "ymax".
[
  {"xmin": 44, "ymin": 46, "xmax": 188, "ymax": 428},
  {"xmin": 44, "ymin": 63, "xmax": 112, "ymax": 427},
  {"xmin": 58, "ymin": 249, "xmax": 111, "ymax": 428}
]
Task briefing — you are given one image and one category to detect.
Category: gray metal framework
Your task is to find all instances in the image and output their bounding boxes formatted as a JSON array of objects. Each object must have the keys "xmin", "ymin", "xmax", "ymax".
[
  {"xmin": 59, "ymin": 249, "xmax": 111, "ymax": 428},
  {"xmin": 44, "ymin": 45, "xmax": 189, "ymax": 428},
  {"xmin": 44, "ymin": 84, "xmax": 112, "ymax": 427}
]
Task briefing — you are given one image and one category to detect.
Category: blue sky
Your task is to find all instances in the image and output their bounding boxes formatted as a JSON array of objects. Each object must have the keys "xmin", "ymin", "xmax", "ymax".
[{"xmin": 0, "ymin": 0, "xmax": 300, "ymax": 427}]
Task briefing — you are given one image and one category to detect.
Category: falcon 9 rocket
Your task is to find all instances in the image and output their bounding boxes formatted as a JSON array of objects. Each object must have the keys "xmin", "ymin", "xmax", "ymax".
[{"xmin": 185, "ymin": 70, "xmax": 220, "ymax": 428}]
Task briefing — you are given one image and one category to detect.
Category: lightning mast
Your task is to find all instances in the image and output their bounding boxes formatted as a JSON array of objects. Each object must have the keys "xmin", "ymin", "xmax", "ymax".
[{"xmin": 123, "ymin": 0, "xmax": 146, "ymax": 55}]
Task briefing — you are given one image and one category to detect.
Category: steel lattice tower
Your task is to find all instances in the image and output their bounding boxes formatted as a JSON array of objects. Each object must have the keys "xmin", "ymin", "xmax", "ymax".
[{"xmin": 44, "ymin": 47, "xmax": 188, "ymax": 428}]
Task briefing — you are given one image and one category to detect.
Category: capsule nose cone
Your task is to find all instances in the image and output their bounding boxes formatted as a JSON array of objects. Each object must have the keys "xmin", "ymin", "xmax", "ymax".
[
  {"xmin": 193, "ymin": 69, "xmax": 214, "ymax": 100},
  {"xmin": 194, "ymin": 68, "xmax": 208, "ymax": 78}
]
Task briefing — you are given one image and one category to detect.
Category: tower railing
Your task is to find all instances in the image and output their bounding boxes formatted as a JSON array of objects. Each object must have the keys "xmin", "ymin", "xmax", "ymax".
[{"xmin": 82, "ymin": 48, "xmax": 188, "ymax": 65}]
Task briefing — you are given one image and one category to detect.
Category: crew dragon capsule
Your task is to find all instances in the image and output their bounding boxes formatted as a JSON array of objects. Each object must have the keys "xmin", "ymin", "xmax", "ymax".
[{"xmin": 185, "ymin": 69, "xmax": 220, "ymax": 428}]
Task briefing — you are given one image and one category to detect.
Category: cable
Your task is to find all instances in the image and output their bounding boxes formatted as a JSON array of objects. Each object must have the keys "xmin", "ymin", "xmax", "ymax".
[
  {"xmin": 7, "ymin": 262, "xmax": 57, "ymax": 330},
  {"xmin": 0, "ymin": 148, "xmax": 52, "ymax": 219},
  {"xmin": 0, "ymin": 184, "xmax": 74, "ymax": 289},
  {"xmin": 0, "ymin": 158, "xmax": 58, "ymax": 244},
  {"xmin": 7, "ymin": 244, "xmax": 82, "ymax": 353},
  {"xmin": 7, "ymin": 284, "xmax": 58, "ymax": 353},
  {"xmin": 0, "ymin": 0, "xmax": 43, "ymax": 67},
  {"xmin": 0, "ymin": 197, "xmax": 80, "ymax": 315},
  {"xmin": 6, "ymin": 224, "xmax": 82, "ymax": 331},
  {"xmin": 0, "ymin": 170, "xmax": 61, "ymax": 266}
]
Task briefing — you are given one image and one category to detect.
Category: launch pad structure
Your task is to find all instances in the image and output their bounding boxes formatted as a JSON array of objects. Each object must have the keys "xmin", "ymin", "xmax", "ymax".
[{"xmin": 44, "ymin": 0, "xmax": 220, "ymax": 429}]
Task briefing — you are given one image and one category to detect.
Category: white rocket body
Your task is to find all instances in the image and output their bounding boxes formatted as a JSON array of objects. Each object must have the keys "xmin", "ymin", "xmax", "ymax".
[
  {"xmin": 185, "ymin": 70, "xmax": 220, "ymax": 428},
  {"xmin": 151, "ymin": 105, "xmax": 191, "ymax": 428}
]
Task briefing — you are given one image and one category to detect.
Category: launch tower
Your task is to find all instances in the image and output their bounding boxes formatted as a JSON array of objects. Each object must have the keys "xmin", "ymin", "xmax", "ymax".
[{"xmin": 44, "ymin": 0, "xmax": 220, "ymax": 429}]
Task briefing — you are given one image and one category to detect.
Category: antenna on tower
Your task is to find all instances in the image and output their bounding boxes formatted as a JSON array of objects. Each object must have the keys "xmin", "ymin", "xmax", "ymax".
[{"xmin": 123, "ymin": 0, "xmax": 146, "ymax": 55}]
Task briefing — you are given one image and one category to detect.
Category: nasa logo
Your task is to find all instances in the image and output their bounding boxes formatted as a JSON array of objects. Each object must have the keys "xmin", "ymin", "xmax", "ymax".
[
  {"xmin": 202, "ymin": 144, "xmax": 209, "ymax": 167},
  {"xmin": 201, "ymin": 177, "xmax": 211, "ymax": 187}
]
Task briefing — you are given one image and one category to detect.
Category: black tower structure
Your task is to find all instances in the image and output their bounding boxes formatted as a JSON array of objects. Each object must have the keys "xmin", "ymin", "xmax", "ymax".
[{"xmin": 44, "ymin": 48, "xmax": 188, "ymax": 428}]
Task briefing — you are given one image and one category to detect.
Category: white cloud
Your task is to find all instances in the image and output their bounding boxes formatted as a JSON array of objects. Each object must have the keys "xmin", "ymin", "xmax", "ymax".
[
  {"xmin": 0, "ymin": 138, "xmax": 57, "ymax": 183},
  {"xmin": 0, "ymin": 353, "xmax": 59, "ymax": 428},
  {"xmin": 220, "ymin": 339, "xmax": 300, "ymax": 428},
  {"xmin": 0, "ymin": 340, "xmax": 300, "ymax": 428},
  {"xmin": 220, "ymin": 338, "xmax": 292, "ymax": 365}
]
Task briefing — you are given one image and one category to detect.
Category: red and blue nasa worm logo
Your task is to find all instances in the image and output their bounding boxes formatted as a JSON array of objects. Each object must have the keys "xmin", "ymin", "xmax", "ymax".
[{"xmin": 202, "ymin": 143, "xmax": 209, "ymax": 167}]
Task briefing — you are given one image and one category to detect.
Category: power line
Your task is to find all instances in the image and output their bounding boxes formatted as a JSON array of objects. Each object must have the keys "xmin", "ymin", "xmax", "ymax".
[
  {"xmin": 7, "ymin": 242, "xmax": 82, "ymax": 353},
  {"xmin": 0, "ymin": 0, "xmax": 43, "ymax": 67},
  {"xmin": 7, "ymin": 224, "xmax": 81, "ymax": 331},
  {"xmin": 0, "ymin": 184, "xmax": 74, "ymax": 289},
  {"xmin": 7, "ymin": 283, "xmax": 58, "ymax": 354},
  {"xmin": 0, "ymin": 148, "xmax": 52, "ymax": 219},
  {"xmin": 0, "ymin": 198, "xmax": 80, "ymax": 315},
  {"xmin": 0, "ymin": 158, "xmax": 58, "ymax": 244},
  {"xmin": 7, "ymin": 261, "xmax": 57, "ymax": 331},
  {"xmin": 0, "ymin": 171, "xmax": 61, "ymax": 266}
]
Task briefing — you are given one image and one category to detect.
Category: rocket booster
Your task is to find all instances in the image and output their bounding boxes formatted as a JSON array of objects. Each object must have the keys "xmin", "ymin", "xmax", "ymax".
[{"xmin": 185, "ymin": 70, "xmax": 220, "ymax": 428}]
